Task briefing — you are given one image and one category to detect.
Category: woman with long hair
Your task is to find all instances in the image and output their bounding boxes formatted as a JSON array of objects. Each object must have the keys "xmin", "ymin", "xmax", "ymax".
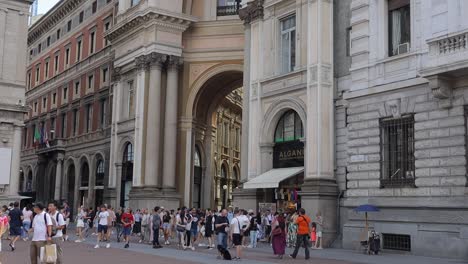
[
  {"xmin": 176, "ymin": 209, "xmax": 187, "ymax": 249},
  {"xmin": 271, "ymin": 214, "xmax": 287, "ymax": 259},
  {"xmin": 75, "ymin": 206, "xmax": 87, "ymax": 242}
]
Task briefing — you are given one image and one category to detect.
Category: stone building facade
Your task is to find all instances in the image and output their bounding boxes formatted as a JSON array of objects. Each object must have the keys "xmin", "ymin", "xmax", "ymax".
[
  {"xmin": 106, "ymin": 0, "xmax": 245, "ymax": 210},
  {"xmin": 20, "ymin": 0, "xmax": 116, "ymax": 213},
  {"xmin": 234, "ymin": 0, "xmax": 468, "ymax": 259},
  {"xmin": 0, "ymin": 0, "xmax": 32, "ymax": 204}
]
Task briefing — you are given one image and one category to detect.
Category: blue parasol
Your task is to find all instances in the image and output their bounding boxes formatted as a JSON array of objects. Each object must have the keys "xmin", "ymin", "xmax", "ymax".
[{"xmin": 354, "ymin": 204, "xmax": 380, "ymax": 228}]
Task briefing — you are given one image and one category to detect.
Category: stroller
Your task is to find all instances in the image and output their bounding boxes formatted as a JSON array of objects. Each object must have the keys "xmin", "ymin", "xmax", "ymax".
[{"xmin": 361, "ymin": 230, "xmax": 380, "ymax": 255}]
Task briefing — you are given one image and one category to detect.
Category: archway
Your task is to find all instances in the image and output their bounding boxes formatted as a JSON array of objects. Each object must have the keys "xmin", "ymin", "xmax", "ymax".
[
  {"xmin": 80, "ymin": 162, "xmax": 89, "ymax": 207},
  {"xmin": 193, "ymin": 146, "xmax": 202, "ymax": 208},
  {"xmin": 66, "ymin": 163, "xmax": 75, "ymax": 213},
  {"xmin": 19, "ymin": 169, "xmax": 25, "ymax": 192},
  {"xmin": 121, "ymin": 142, "xmax": 134, "ymax": 208},
  {"xmin": 26, "ymin": 170, "xmax": 33, "ymax": 192},
  {"xmin": 95, "ymin": 159, "xmax": 105, "ymax": 209},
  {"xmin": 186, "ymin": 65, "xmax": 243, "ymax": 209}
]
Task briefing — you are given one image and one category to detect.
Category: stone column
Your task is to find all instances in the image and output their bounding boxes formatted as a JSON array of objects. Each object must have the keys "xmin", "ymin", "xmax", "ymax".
[
  {"xmin": 9, "ymin": 125, "xmax": 22, "ymax": 196},
  {"xmin": 132, "ymin": 55, "xmax": 149, "ymax": 187},
  {"xmin": 302, "ymin": 0, "xmax": 337, "ymax": 248},
  {"xmin": 114, "ymin": 163, "xmax": 123, "ymax": 208},
  {"xmin": 54, "ymin": 153, "xmax": 64, "ymax": 200},
  {"xmin": 109, "ymin": 71, "xmax": 122, "ymax": 189},
  {"xmin": 202, "ymin": 127, "xmax": 214, "ymax": 208},
  {"xmin": 162, "ymin": 56, "xmax": 183, "ymax": 190},
  {"xmin": 240, "ymin": 23, "xmax": 251, "ymax": 183},
  {"xmin": 144, "ymin": 53, "xmax": 166, "ymax": 187}
]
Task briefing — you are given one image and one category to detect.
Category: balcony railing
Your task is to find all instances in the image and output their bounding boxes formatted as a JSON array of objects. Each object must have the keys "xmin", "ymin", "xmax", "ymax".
[{"xmin": 217, "ymin": 1, "xmax": 241, "ymax": 16}]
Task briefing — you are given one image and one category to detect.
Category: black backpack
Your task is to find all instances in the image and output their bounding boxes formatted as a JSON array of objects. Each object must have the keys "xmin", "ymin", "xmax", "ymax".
[{"xmin": 44, "ymin": 213, "xmax": 62, "ymax": 237}]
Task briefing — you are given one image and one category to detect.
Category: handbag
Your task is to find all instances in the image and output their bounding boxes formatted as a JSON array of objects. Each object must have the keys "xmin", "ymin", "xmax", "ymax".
[
  {"xmin": 40, "ymin": 244, "xmax": 57, "ymax": 263},
  {"xmin": 272, "ymin": 226, "xmax": 283, "ymax": 236},
  {"xmin": 176, "ymin": 224, "xmax": 186, "ymax": 232}
]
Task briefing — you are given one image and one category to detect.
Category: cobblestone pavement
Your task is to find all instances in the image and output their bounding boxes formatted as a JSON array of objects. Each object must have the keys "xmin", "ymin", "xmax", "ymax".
[{"xmin": 1, "ymin": 229, "xmax": 467, "ymax": 264}]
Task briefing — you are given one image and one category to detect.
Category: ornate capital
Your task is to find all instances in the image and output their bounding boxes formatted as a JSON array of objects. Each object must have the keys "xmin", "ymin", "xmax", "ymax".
[
  {"xmin": 111, "ymin": 67, "xmax": 122, "ymax": 82},
  {"xmin": 167, "ymin": 55, "xmax": 183, "ymax": 71},
  {"xmin": 238, "ymin": 0, "xmax": 264, "ymax": 24},
  {"xmin": 149, "ymin": 52, "xmax": 167, "ymax": 70},
  {"xmin": 135, "ymin": 55, "xmax": 150, "ymax": 72}
]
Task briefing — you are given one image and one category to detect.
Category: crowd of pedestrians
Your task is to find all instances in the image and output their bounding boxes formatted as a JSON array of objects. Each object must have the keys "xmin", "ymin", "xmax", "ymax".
[{"xmin": 0, "ymin": 201, "xmax": 325, "ymax": 262}]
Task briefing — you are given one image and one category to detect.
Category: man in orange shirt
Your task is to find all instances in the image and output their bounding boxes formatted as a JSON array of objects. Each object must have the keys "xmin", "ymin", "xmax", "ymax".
[{"xmin": 289, "ymin": 208, "xmax": 311, "ymax": 260}]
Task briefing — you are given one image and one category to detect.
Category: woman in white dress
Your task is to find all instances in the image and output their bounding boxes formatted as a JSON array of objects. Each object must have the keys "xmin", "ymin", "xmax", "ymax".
[{"xmin": 75, "ymin": 206, "xmax": 87, "ymax": 242}]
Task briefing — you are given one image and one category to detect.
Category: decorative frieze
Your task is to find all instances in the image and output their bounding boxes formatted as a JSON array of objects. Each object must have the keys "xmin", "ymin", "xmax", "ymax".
[{"xmin": 238, "ymin": 0, "xmax": 264, "ymax": 24}]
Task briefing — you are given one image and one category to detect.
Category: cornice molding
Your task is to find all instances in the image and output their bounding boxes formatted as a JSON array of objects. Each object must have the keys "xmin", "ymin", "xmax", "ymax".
[
  {"xmin": 28, "ymin": 0, "xmax": 86, "ymax": 46},
  {"xmin": 238, "ymin": 0, "xmax": 264, "ymax": 25},
  {"xmin": 106, "ymin": 10, "xmax": 194, "ymax": 43}
]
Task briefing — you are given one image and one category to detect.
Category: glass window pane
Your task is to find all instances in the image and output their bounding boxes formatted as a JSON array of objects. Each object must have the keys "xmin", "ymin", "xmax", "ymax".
[
  {"xmin": 284, "ymin": 112, "xmax": 295, "ymax": 141},
  {"xmin": 281, "ymin": 32, "xmax": 290, "ymax": 73}
]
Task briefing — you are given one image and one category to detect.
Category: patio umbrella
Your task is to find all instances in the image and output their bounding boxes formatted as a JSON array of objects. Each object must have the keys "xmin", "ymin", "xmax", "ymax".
[{"xmin": 354, "ymin": 204, "xmax": 379, "ymax": 229}]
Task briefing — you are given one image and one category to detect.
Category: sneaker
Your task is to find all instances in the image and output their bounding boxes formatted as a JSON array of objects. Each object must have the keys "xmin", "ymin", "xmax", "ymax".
[
  {"xmin": 191, "ymin": 246, "xmax": 195, "ymax": 251},
  {"xmin": 138, "ymin": 240, "xmax": 142, "ymax": 243},
  {"xmin": 289, "ymin": 255, "xmax": 295, "ymax": 259},
  {"xmin": 124, "ymin": 244, "xmax": 129, "ymax": 248},
  {"xmin": 75, "ymin": 239, "xmax": 81, "ymax": 243},
  {"xmin": 106, "ymin": 243, "xmax": 111, "ymax": 249},
  {"xmin": 9, "ymin": 244, "xmax": 15, "ymax": 251},
  {"xmin": 94, "ymin": 245, "xmax": 100, "ymax": 249}
]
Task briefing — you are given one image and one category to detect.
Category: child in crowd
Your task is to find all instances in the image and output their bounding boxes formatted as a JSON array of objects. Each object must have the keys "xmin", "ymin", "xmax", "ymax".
[{"xmin": 310, "ymin": 222, "xmax": 317, "ymax": 248}]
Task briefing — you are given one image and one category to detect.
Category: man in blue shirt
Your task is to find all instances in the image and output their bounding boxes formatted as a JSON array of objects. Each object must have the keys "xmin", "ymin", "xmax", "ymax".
[{"xmin": 8, "ymin": 201, "xmax": 23, "ymax": 251}]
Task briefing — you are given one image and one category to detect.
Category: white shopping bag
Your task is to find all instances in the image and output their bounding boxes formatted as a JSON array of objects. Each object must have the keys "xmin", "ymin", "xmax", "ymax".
[{"xmin": 40, "ymin": 244, "xmax": 57, "ymax": 263}]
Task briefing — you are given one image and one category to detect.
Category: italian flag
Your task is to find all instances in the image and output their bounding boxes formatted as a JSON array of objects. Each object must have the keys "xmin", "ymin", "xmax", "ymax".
[{"xmin": 33, "ymin": 126, "xmax": 40, "ymax": 147}]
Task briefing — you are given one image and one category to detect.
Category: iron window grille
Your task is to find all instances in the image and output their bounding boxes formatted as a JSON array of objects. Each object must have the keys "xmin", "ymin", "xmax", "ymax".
[
  {"xmin": 380, "ymin": 115, "xmax": 415, "ymax": 188},
  {"xmin": 382, "ymin": 233, "xmax": 411, "ymax": 251},
  {"xmin": 217, "ymin": 0, "xmax": 241, "ymax": 16}
]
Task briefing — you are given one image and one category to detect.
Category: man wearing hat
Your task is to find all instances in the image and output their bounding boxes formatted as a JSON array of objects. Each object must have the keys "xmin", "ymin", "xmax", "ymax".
[{"xmin": 29, "ymin": 203, "xmax": 53, "ymax": 264}]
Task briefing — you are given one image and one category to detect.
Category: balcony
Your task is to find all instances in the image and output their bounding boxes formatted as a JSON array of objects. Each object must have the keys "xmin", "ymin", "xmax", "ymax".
[
  {"xmin": 421, "ymin": 29, "xmax": 468, "ymax": 77},
  {"xmin": 36, "ymin": 138, "xmax": 66, "ymax": 154},
  {"xmin": 217, "ymin": 1, "xmax": 241, "ymax": 16}
]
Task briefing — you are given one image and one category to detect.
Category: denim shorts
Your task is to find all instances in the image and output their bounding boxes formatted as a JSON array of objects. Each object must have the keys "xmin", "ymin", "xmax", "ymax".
[
  {"xmin": 122, "ymin": 227, "xmax": 132, "ymax": 236},
  {"xmin": 97, "ymin": 224, "xmax": 108, "ymax": 234}
]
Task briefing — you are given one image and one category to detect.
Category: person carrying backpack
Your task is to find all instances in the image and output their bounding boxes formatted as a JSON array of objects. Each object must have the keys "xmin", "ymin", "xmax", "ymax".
[
  {"xmin": 48, "ymin": 200, "xmax": 66, "ymax": 263},
  {"xmin": 29, "ymin": 203, "xmax": 53, "ymax": 264},
  {"xmin": 152, "ymin": 206, "xmax": 162, "ymax": 248}
]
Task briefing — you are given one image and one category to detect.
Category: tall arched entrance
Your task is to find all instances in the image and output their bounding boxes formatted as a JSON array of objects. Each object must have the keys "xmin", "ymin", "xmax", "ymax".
[
  {"xmin": 183, "ymin": 65, "xmax": 243, "ymax": 209},
  {"xmin": 121, "ymin": 142, "xmax": 134, "ymax": 208},
  {"xmin": 66, "ymin": 164, "xmax": 75, "ymax": 211},
  {"xmin": 79, "ymin": 162, "xmax": 89, "ymax": 206},
  {"xmin": 95, "ymin": 159, "xmax": 105, "ymax": 209}
]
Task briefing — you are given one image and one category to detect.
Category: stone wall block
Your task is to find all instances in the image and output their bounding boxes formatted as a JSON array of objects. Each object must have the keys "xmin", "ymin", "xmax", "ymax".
[
  {"xmin": 448, "ymin": 106, "xmax": 464, "ymax": 116},
  {"xmin": 450, "ymin": 187, "xmax": 466, "ymax": 195},
  {"xmin": 430, "ymin": 167, "xmax": 450, "ymax": 177},
  {"xmin": 415, "ymin": 177, "xmax": 440, "ymax": 186},
  {"xmin": 347, "ymin": 164, "xmax": 359, "ymax": 172},
  {"xmin": 414, "ymin": 101, "xmax": 438, "ymax": 112},
  {"xmin": 428, "ymin": 109, "xmax": 449, "ymax": 120},
  {"xmin": 368, "ymin": 171, "xmax": 380, "ymax": 179},
  {"xmin": 348, "ymin": 121, "xmax": 368, "ymax": 131},
  {"xmin": 347, "ymin": 180, "xmax": 359, "ymax": 189},
  {"xmin": 357, "ymin": 162, "xmax": 380, "ymax": 171},
  {"xmin": 336, "ymin": 159, "xmax": 348, "ymax": 167},
  {"xmin": 358, "ymin": 128, "xmax": 380, "ymax": 137},
  {"xmin": 414, "ymin": 112, "xmax": 428, "ymax": 121},
  {"xmin": 439, "ymin": 136, "xmax": 464, "ymax": 147},
  {"xmin": 346, "ymin": 189, "xmax": 369, "ymax": 197},
  {"xmin": 401, "ymin": 187, "xmax": 431, "ymax": 196},
  {"xmin": 415, "ymin": 131, "xmax": 429, "ymax": 140},
  {"xmin": 428, "ymin": 128, "xmax": 450, "ymax": 138},
  {"xmin": 348, "ymin": 130, "xmax": 359, "ymax": 139},
  {"xmin": 439, "ymin": 116, "xmax": 464, "ymax": 127},
  {"xmin": 450, "ymin": 146, "xmax": 466, "ymax": 156},
  {"xmin": 367, "ymin": 154, "xmax": 380, "ymax": 162},
  {"xmin": 414, "ymin": 120, "xmax": 439, "ymax": 131},
  {"xmin": 440, "ymin": 176, "xmax": 466, "ymax": 186},
  {"xmin": 415, "ymin": 168, "xmax": 430, "ymax": 177},
  {"xmin": 429, "ymin": 187, "xmax": 451, "ymax": 196},
  {"xmin": 414, "ymin": 149, "xmax": 430, "ymax": 159},
  {"xmin": 415, "ymin": 158, "xmax": 440, "ymax": 168},
  {"xmin": 358, "ymin": 145, "xmax": 380, "ymax": 154},
  {"xmin": 439, "ymin": 156, "xmax": 465, "ymax": 166},
  {"xmin": 415, "ymin": 139, "xmax": 439, "ymax": 149},
  {"xmin": 347, "ymin": 172, "xmax": 369, "ymax": 180},
  {"xmin": 368, "ymin": 136, "xmax": 380, "ymax": 144},
  {"xmin": 449, "ymin": 126, "xmax": 465, "ymax": 136},
  {"xmin": 369, "ymin": 189, "xmax": 394, "ymax": 196},
  {"xmin": 347, "ymin": 105, "xmax": 367, "ymax": 115},
  {"xmin": 450, "ymin": 166, "xmax": 466, "ymax": 176},
  {"xmin": 429, "ymin": 148, "xmax": 450, "ymax": 158},
  {"xmin": 358, "ymin": 180, "xmax": 380, "ymax": 188},
  {"xmin": 348, "ymin": 138, "xmax": 369, "ymax": 147}
]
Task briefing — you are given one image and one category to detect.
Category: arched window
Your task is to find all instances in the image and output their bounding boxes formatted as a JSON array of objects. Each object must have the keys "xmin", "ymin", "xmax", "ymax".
[
  {"xmin": 194, "ymin": 147, "xmax": 201, "ymax": 167},
  {"xmin": 274, "ymin": 110, "xmax": 303, "ymax": 143},
  {"xmin": 81, "ymin": 163, "xmax": 89, "ymax": 187},
  {"xmin": 221, "ymin": 165, "xmax": 227, "ymax": 179},
  {"xmin": 26, "ymin": 171, "xmax": 33, "ymax": 192},
  {"xmin": 233, "ymin": 167, "xmax": 239, "ymax": 181},
  {"xmin": 123, "ymin": 143, "xmax": 134, "ymax": 162},
  {"xmin": 19, "ymin": 170, "xmax": 25, "ymax": 192},
  {"xmin": 95, "ymin": 160, "xmax": 105, "ymax": 186}
]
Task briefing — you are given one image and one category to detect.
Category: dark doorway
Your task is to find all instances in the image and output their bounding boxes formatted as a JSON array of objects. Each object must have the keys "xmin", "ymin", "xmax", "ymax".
[
  {"xmin": 95, "ymin": 160, "xmax": 105, "ymax": 209},
  {"xmin": 80, "ymin": 162, "xmax": 89, "ymax": 207},
  {"xmin": 67, "ymin": 164, "xmax": 75, "ymax": 217},
  {"xmin": 121, "ymin": 143, "xmax": 134, "ymax": 208},
  {"xmin": 193, "ymin": 146, "xmax": 202, "ymax": 208}
]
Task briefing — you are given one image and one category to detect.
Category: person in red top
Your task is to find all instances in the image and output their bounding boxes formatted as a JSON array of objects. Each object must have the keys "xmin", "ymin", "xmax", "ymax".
[
  {"xmin": 289, "ymin": 208, "xmax": 311, "ymax": 260},
  {"xmin": 121, "ymin": 208, "xmax": 134, "ymax": 248}
]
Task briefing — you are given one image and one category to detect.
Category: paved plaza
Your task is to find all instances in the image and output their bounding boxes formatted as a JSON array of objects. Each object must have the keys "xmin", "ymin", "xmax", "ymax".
[{"xmin": 1, "ymin": 230, "xmax": 467, "ymax": 264}]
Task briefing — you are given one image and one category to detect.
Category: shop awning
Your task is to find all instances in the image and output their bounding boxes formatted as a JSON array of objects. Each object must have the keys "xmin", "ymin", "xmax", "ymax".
[{"xmin": 243, "ymin": 167, "xmax": 304, "ymax": 189}]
